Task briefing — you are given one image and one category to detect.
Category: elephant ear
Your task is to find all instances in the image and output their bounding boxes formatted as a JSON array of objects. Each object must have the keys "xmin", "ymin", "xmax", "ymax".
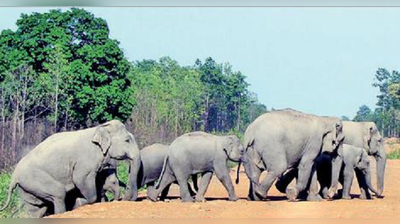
[
  {"xmin": 92, "ymin": 125, "xmax": 111, "ymax": 156},
  {"xmin": 363, "ymin": 126, "xmax": 373, "ymax": 150}
]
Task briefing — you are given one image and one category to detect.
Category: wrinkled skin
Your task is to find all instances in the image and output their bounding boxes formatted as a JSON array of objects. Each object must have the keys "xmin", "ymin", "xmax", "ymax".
[
  {"xmin": 342, "ymin": 121, "xmax": 386, "ymax": 197},
  {"xmin": 276, "ymin": 144, "xmax": 379, "ymax": 200},
  {"xmin": 0, "ymin": 120, "xmax": 140, "ymax": 218},
  {"xmin": 148, "ymin": 132, "xmax": 244, "ymax": 202},
  {"xmin": 123, "ymin": 143, "xmax": 198, "ymax": 201},
  {"xmin": 242, "ymin": 109, "xmax": 344, "ymax": 202}
]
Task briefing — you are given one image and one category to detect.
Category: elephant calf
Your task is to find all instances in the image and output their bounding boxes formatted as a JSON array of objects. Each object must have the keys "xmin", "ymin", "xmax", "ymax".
[
  {"xmin": 124, "ymin": 144, "xmax": 199, "ymax": 201},
  {"xmin": 275, "ymin": 144, "xmax": 380, "ymax": 200},
  {"xmin": 320, "ymin": 144, "xmax": 380, "ymax": 200},
  {"xmin": 148, "ymin": 132, "xmax": 244, "ymax": 202}
]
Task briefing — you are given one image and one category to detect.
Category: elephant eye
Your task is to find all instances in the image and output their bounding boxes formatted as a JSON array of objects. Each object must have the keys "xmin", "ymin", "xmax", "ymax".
[{"xmin": 125, "ymin": 139, "xmax": 130, "ymax": 143}]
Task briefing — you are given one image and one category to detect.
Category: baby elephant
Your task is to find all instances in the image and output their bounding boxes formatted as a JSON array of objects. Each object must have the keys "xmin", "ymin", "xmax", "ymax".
[
  {"xmin": 148, "ymin": 132, "xmax": 244, "ymax": 202},
  {"xmin": 276, "ymin": 144, "xmax": 380, "ymax": 200},
  {"xmin": 128, "ymin": 143, "xmax": 198, "ymax": 201},
  {"xmin": 320, "ymin": 144, "xmax": 380, "ymax": 200}
]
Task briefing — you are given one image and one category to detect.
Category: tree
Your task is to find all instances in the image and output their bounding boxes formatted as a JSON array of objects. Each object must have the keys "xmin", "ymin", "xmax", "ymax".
[
  {"xmin": 341, "ymin": 116, "xmax": 350, "ymax": 121},
  {"xmin": 0, "ymin": 8, "xmax": 134, "ymax": 128},
  {"xmin": 353, "ymin": 105, "xmax": 373, "ymax": 122}
]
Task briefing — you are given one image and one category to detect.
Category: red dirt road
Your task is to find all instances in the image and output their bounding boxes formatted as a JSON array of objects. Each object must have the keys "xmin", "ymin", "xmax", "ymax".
[{"xmin": 50, "ymin": 160, "xmax": 400, "ymax": 218}]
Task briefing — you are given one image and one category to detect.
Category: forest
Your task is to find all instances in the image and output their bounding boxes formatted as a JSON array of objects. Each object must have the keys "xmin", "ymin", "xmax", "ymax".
[
  {"xmin": 0, "ymin": 8, "xmax": 399, "ymax": 172},
  {"xmin": 0, "ymin": 8, "xmax": 266, "ymax": 171}
]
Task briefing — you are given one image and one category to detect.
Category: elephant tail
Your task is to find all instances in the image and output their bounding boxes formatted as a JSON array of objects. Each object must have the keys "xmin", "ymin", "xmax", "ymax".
[
  {"xmin": 155, "ymin": 155, "xmax": 169, "ymax": 190},
  {"xmin": 0, "ymin": 176, "xmax": 18, "ymax": 212},
  {"xmin": 235, "ymin": 160, "xmax": 241, "ymax": 184}
]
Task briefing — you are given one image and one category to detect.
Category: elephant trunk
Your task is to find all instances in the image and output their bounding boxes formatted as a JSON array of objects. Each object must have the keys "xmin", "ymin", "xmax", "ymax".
[
  {"xmin": 375, "ymin": 152, "xmax": 387, "ymax": 196},
  {"xmin": 123, "ymin": 151, "xmax": 141, "ymax": 201},
  {"xmin": 364, "ymin": 168, "xmax": 380, "ymax": 196},
  {"xmin": 328, "ymin": 153, "xmax": 343, "ymax": 199},
  {"xmin": 113, "ymin": 187, "xmax": 121, "ymax": 201}
]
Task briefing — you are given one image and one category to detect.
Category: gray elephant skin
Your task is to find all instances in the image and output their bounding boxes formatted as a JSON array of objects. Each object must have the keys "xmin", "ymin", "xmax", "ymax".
[
  {"xmin": 276, "ymin": 143, "xmax": 380, "ymax": 200},
  {"xmin": 242, "ymin": 109, "xmax": 344, "ymax": 202},
  {"xmin": 148, "ymin": 132, "xmax": 244, "ymax": 202},
  {"xmin": 0, "ymin": 120, "xmax": 140, "ymax": 218},
  {"xmin": 124, "ymin": 143, "xmax": 198, "ymax": 201},
  {"xmin": 12, "ymin": 164, "xmax": 125, "ymax": 218},
  {"xmin": 342, "ymin": 121, "xmax": 386, "ymax": 196}
]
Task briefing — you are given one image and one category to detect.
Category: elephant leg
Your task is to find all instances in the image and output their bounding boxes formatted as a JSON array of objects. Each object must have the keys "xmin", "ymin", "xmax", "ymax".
[
  {"xmin": 173, "ymin": 170, "xmax": 193, "ymax": 203},
  {"xmin": 195, "ymin": 172, "xmax": 213, "ymax": 202},
  {"xmin": 214, "ymin": 164, "xmax": 237, "ymax": 201},
  {"xmin": 247, "ymin": 167, "xmax": 262, "ymax": 201},
  {"xmin": 160, "ymin": 184, "xmax": 171, "ymax": 201},
  {"xmin": 23, "ymin": 171, "xmax": 67, "ymax": 214},
  {"xmin": 306, "ymin": 166, "xmax": 323, "ymax": 201},
  {"xmin": 341, "ymin": 166, "xmax": 354, "ymax": 200},
  {"xmin": 286, "ymin": 156, "xmax": 316, "ymax": 201},
  {"xmin": 146, "ymin": 182, "xmax": 156, "ymax": 200},
  {"xmin": 149, "ymin": 172, "xmax": 175, "ymax": 202},
  {"xmin": 275, "ymin": 168, "xmax": 297, "ymax": 194},
  {"xmin": 73, "ymin": 173, "xmax": 98, "ymax": 207},
  {"xmin": 24, "ymin": 202, "xmax": 48, "ymax": 218},
  {"xmin": 355, "ymin": 169, "xmax": 371, "ymax": 200}
]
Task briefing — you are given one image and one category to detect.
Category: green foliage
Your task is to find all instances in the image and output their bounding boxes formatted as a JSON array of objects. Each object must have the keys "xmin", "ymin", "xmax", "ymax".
[
  {"xmin": 388, "ymin": 150, "xmax": 400, "ymax": 159},
  {"xmin": 353, "ymin": 105, "xmax": 373, "ymax": 122},
  {"xmin": 354, "ymin": 69, "xmax": 399, "ymax": 137},
  {"xmin": 0, "ymin": 8, "xmax": 134, "ymax": 129},
  {"xmin": 0, "ymin": 172, "xmax": 26, "ymax": 218}
]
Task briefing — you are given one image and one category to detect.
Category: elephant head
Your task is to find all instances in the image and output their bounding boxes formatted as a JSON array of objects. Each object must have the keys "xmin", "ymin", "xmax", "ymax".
[
  {"xmin": 223, "ymin": 135, "xmax": 245, "ymax": 162},
  {"xmin": 92, "ymin": 120, "xmax": 140, "ymax": 160},
  {"xmin": 101, "ymin": 169, "xmax": 122, "ymax": 201},
  {"xmin": 356, "ymin": 149, "xmax": 380, "ymax": 196},
  {"xmin": 363, "ymin": 123, "xmax": 386, "ymax": 196},
  {"xmin": 92, "ymin": 120, "xmax": 141, "ymax": 201}
]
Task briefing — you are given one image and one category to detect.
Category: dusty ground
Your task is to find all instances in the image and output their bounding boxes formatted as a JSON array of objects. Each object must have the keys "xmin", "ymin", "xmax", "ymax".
[{"xmin": 50, "ymin": 159, "xmax": 400, "ymax": 218}]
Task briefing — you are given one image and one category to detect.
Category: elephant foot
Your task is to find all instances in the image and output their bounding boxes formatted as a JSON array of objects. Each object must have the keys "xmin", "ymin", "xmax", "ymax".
[
  {"xmin": 147, "ymin": 195, "xmax": 158, "ymax": 202},
  {"xmin": 307, "ymin": 194, "xmax": 323, "ymax": 202},
  {"xmin": 228, "ymin": 196, "xmax": 238, "ymax": 202},
  {"xmin": 181, "ymin": 197, "xmax": 195, "ymax": 203},
  {"xmin": 254, "ymin": 186, "xmax": 267, "ymax": 199},
  {"xmin": 286, "ymin": 187, "xmax": 298, "ymax": 202},
  {"xmin": 341, "ymin": 195, "xmax": 352, "ymax": 200},
  {"xmin": 195, "ymin": 196, "xmax": 206, "ymax": 202}
]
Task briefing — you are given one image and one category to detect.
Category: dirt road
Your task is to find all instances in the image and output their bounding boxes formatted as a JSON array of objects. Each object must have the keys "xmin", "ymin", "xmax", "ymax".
[{"xmin": 50, "ymin": 160, "xmax": 400, "ymax": 218}]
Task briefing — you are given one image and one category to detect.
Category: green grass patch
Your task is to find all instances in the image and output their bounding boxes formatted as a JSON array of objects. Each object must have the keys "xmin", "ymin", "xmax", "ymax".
[
  {"xmin": 0, "ymin": 172, "xmax": 27, "ymax": 218},
  {"xmin": 388, "ymin": 149, "xmax": 400, "ymax": 159}
]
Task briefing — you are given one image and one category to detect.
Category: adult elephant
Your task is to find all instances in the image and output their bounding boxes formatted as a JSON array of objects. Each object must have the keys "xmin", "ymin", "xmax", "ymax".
[
  {"xmin": 123, "ymin": 143, "xmax": 198, "ymax": 201},
  {"xmin": 342, "ymin": 121, "xmax": 386, "ymax": 196},
  {"xmin": 242, "ymin": 109, "xmax": 344, "ymax": 201},
  {"xmin": 0, "ymin": 120, "xmax": 140, "ymax": 218},
  {"xmin": 148, "ymin": 132, "xmax": 244, "ymax": 202}
]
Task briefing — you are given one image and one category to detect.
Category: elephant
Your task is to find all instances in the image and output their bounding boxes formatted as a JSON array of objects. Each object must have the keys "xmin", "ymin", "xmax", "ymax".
[
  {"xmin": 342, "ymin": 121, "xmax": 386, "ymax": 197},
  {"xmin": 241, "ymin": 109, "xmax": 344, "ymax": 202},
  {"xmin": 275, "ymin": 143, "xmax": 380, "ymax": 200},
  {"xmin": 11, "ymin": 163, "xmax": 126, "ymax": 218},
  {"xmin": 0, "ymin": 120, "xmax": 140, "ymax": 218},
  {"xmin": 147, "ymin": 132, "xmax": 244, "ymax": 202},
  {"xmin": 123, "ymin": 143, "xmax": 198, "ymax": 201},
  {"xmin": 72, "ymin": 159, "xmax": 126, "ymax": 208}
]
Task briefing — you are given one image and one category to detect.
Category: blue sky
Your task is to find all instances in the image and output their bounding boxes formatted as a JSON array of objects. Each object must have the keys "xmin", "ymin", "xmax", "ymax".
[{"xmin": 0, "ymin": 7, "xmax": 399, "ymax": 118}]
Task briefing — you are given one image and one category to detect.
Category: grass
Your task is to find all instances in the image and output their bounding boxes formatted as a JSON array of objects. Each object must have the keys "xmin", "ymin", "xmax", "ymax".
[
  {"xmin": 388, "ymin": 149, "xmax": 400, "ymax": 159},
  {"xmin": 0, "ymin": 172, "xmax": 26, "ymax": 218}
]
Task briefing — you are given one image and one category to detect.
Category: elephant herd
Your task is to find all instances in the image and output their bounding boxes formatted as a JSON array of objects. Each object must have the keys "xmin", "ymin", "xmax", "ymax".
[{"xmin": 0, "ymin": 109, "xmax": 387, "ymax": 218}]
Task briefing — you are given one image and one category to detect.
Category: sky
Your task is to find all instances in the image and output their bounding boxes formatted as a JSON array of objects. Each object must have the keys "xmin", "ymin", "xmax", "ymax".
[{"xmin": 0, "ymin": 7, "xmax": 399, "ymax": 118}]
